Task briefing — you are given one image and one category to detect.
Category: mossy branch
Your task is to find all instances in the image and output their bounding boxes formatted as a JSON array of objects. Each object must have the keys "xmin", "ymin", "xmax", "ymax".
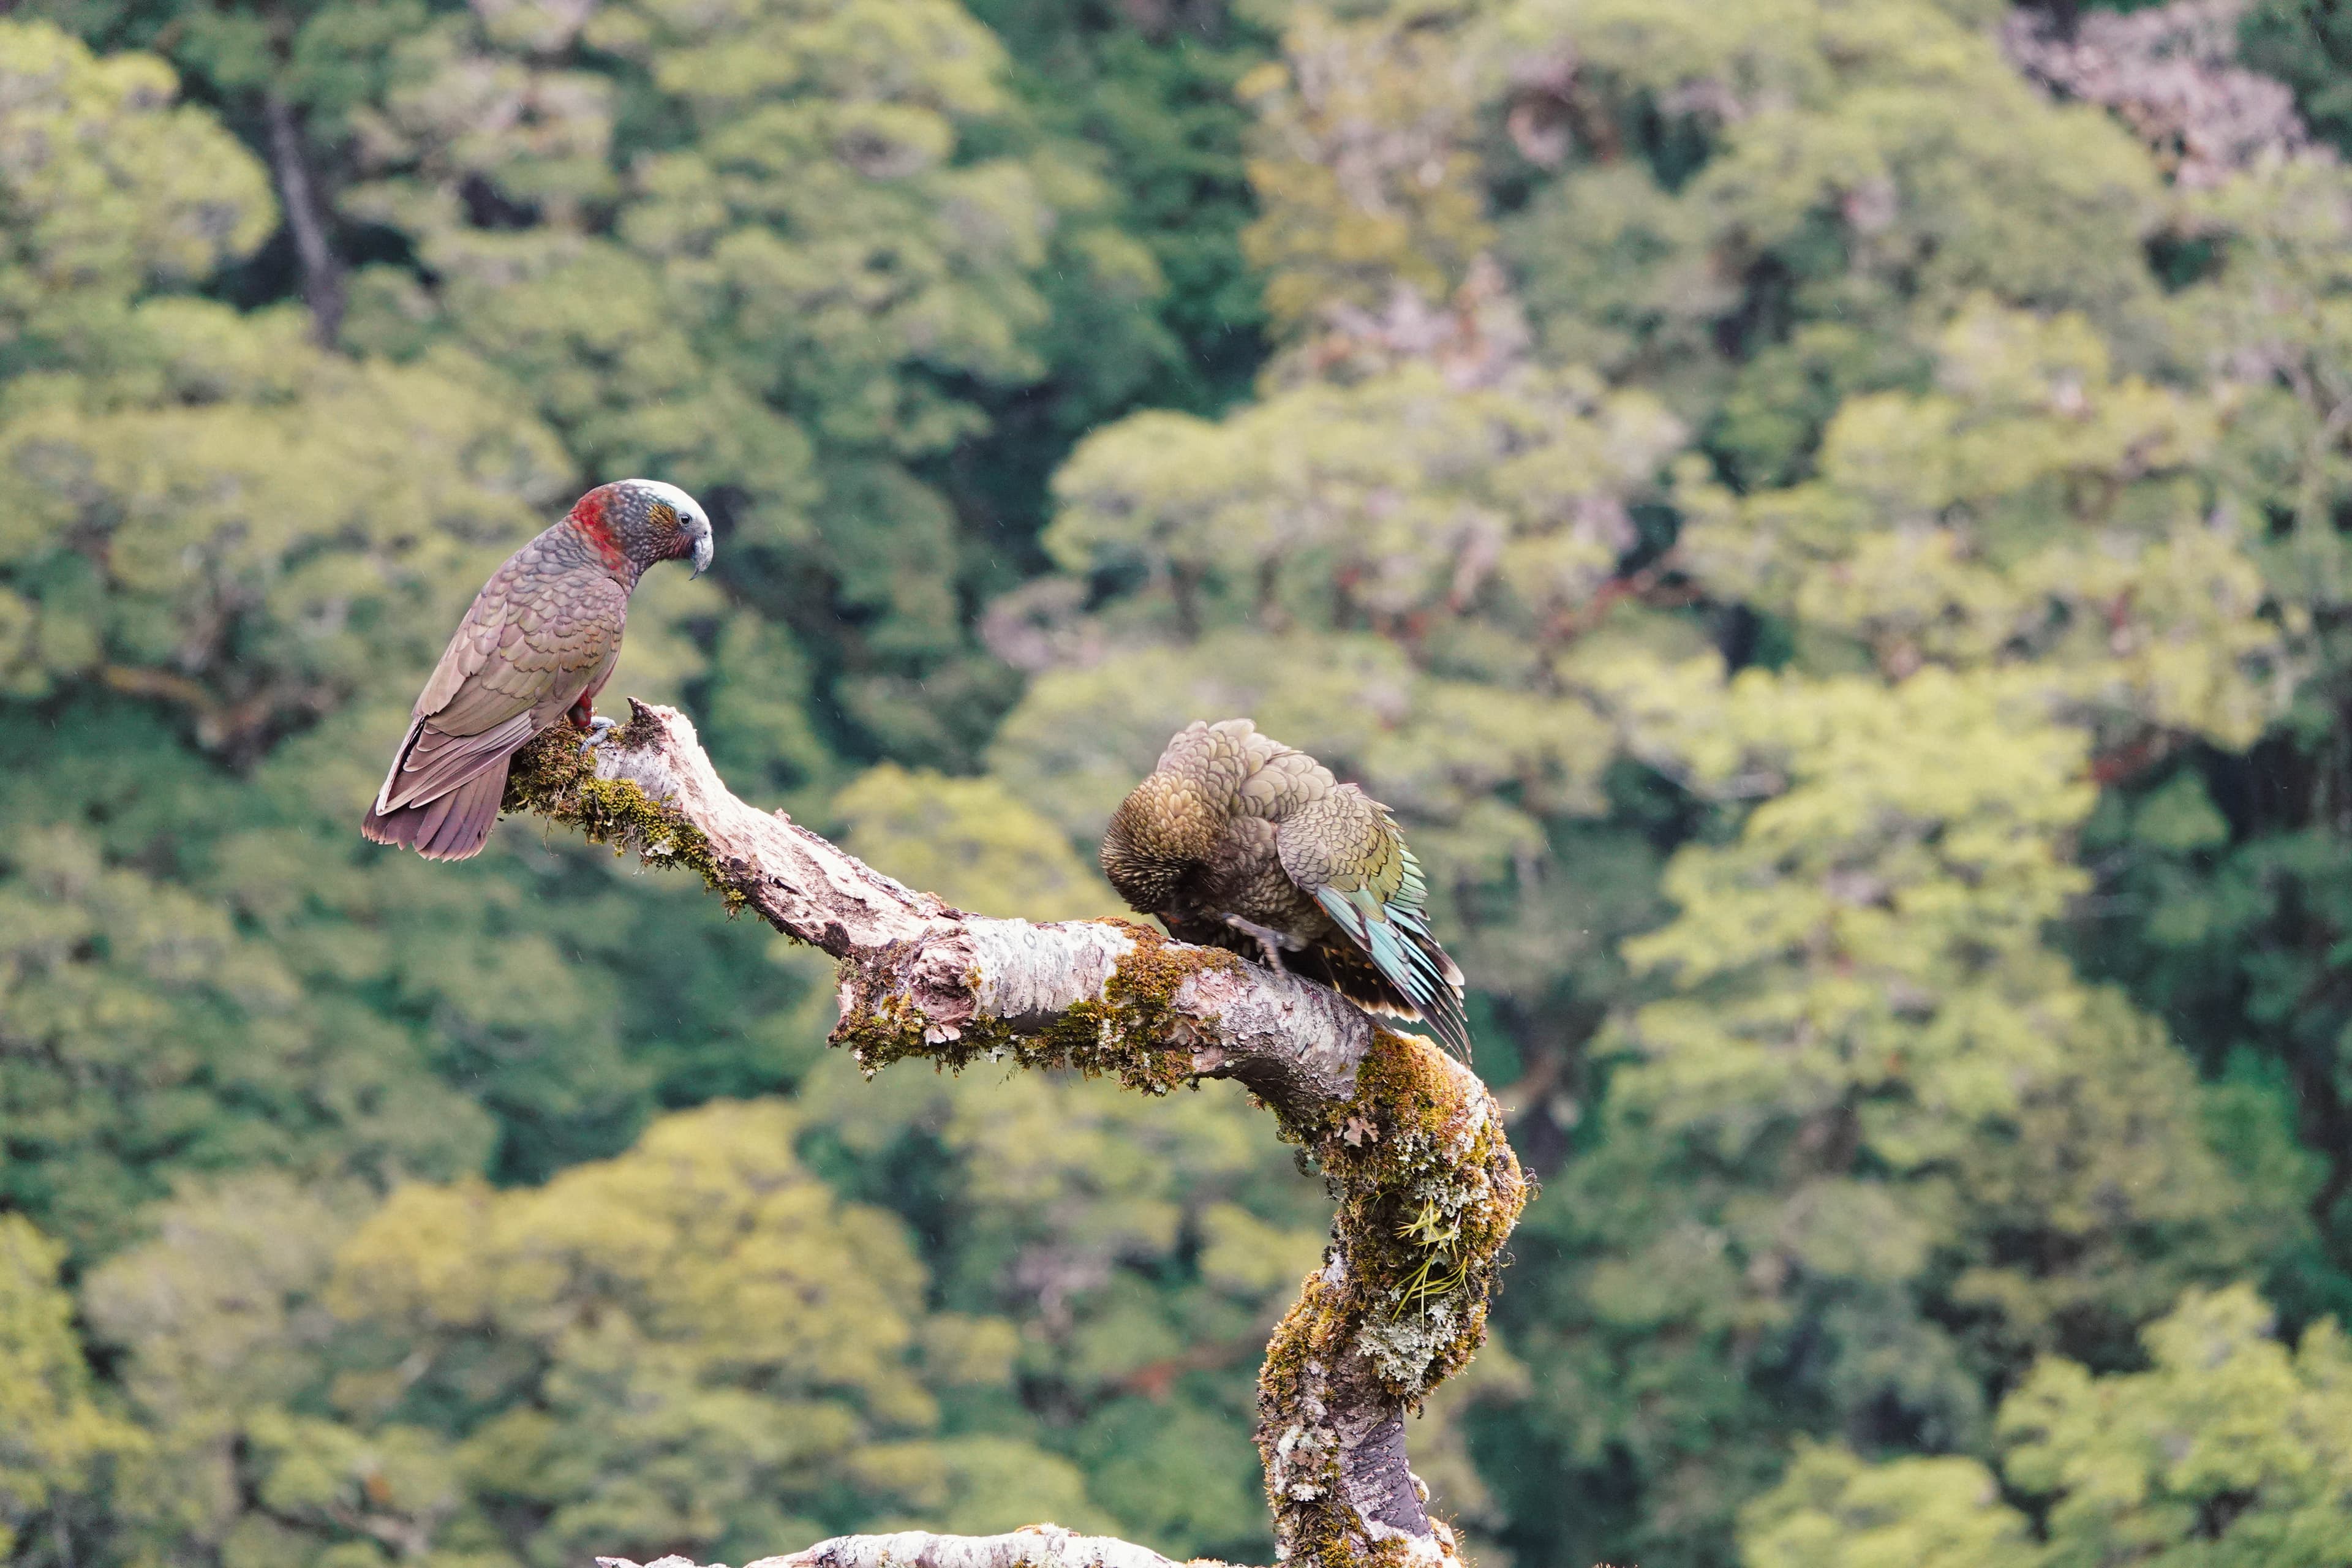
[{"xmin": 507, "ymin": 701, "xmax": 1529, "ymax": 1568}]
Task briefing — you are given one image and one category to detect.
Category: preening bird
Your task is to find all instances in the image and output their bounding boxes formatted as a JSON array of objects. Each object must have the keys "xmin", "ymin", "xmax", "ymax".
[
  {"xmin": 361, "ymin": 478, "xmax": 714, "ymax": 861},
  {"xmin": 1101, "ymin": 718, "xmax": 1473, "ymax": 1061}
]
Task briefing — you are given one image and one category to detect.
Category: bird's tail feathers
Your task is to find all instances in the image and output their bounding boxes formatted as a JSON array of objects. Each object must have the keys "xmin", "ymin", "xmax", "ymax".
[
  {"xmin": 1303, "ymin": 930, "xmax": 1476, "ymax": 1064},
  {"xmin": 1344, "ymin": 981, "xmax": 1475, "ymax": 1064},
  {"xmin": 1413, "ymin": 978, "xmax": 1476, "ymax": 1065},
  {"xmin": 360, "ymin": 763, "xmax": 509, "ymax": 861}
]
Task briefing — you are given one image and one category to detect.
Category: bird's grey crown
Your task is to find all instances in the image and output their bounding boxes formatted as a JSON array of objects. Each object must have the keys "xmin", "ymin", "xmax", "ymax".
[{"xmin": 620, "ymin": 477, "xmax": 714, "ymax": 575}]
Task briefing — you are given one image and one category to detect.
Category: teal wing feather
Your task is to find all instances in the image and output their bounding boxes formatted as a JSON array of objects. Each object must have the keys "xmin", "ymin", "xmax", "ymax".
[
  {"xmin": 1311, "ymin": 880, "xmax": 1472, "ymax": 1063},
  {"xmin": 1284, "ymin": 791, "xmax": 1473, "ymax": 1062}
]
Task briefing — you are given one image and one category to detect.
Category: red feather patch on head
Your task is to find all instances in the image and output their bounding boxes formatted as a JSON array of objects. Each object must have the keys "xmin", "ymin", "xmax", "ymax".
[{"xmin": 567, "ymin": 484, "xmax": 628, "ymax": 571}]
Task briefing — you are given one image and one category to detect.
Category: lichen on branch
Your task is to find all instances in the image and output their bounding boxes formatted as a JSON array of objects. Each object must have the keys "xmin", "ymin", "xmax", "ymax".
[
  {"xmin": 833, "ymin": 919, "xmax": 1246, "ymax": 1093},
  {"xmin": 1266, "ymin": 1040, "xmax": 1528, "ymax": 1565},
  {"xmin": 509, "ymin": 701, "xmax": 1527, "ymax": 1567}
]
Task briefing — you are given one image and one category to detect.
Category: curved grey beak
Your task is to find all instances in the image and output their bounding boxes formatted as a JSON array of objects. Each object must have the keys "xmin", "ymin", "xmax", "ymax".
[{"xmin": 690, "ymin": 523, "xmax": 714, "ymax": 578}]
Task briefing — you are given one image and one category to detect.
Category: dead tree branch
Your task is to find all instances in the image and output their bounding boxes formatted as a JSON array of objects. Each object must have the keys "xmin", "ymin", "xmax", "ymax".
[{"xmin": 505, "ymin": 701, "xmax": 1529, "ymax": 1568}]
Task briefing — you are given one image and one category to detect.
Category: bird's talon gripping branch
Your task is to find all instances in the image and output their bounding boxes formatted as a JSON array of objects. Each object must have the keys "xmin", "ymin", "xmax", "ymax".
[
  {"xmin": 1224, "ymin": 913, "xmax": 1295, "ymax": 972},
  {"xmin": 579, "ymin": 714, "xmax": 618, "ymax": 753}
]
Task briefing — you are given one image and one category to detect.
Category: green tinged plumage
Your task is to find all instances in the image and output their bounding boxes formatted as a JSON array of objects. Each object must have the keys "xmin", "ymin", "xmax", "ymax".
[{"xmin": 1101, "ymin": 718, "xmax": 1472, "ymax": 1061}]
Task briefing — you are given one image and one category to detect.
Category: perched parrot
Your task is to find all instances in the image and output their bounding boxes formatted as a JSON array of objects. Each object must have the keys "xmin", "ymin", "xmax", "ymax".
[
  {"xmin": 1101, "ymin": 718, "xmax": 1473, "ymax": 1061},
  {"xmin": 361, "ymin": 478, "xmax": 713, "ymax": 861}
]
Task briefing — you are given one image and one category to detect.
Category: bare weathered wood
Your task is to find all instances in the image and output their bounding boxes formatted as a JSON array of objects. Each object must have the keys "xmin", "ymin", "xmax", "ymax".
[{"xmin": 511, "ymin": 702, "xmax": 1526, "ymax": 1568}]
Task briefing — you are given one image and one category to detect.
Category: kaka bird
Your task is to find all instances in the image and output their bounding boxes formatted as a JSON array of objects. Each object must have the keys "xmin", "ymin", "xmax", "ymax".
[
  {"xmin": 1101, "ymin": 718, "xmax": 1472, "ymax": 1061},
  {"xmin": 361, "ymin": 478, "xmax": 713, "ymax": 861}
]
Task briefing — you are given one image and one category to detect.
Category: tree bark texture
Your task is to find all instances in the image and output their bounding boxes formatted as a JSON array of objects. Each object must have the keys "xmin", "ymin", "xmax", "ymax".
[
  {"xmin": 507, "ymin": 702, "xmax": 1529, "ymax": 1568},
  {"xmin": 264, "ymin": 92, "xmax": 347, "ymax": 347}
]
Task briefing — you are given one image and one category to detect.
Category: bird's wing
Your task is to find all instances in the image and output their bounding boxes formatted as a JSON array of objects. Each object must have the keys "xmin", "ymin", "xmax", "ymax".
[
  {"xmin": 379, "ymin": 712, "xmax": 538, "ymax": 809},
  {"xmin": 421, "ymin": 547, "xmax": 628, "ymax": 734},
  {"xmin": 1275, "ymin": 784, "xmax": 1473, "ymax": 1062},
  {"xmin": 375, "ymin": 545, "xmax": 626, "ymax": 813}
]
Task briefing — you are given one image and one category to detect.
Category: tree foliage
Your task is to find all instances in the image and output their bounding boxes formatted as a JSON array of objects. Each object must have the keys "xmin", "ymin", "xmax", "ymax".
[
  {"xmin": 1742, "ymin": 1283, "xmax": 2352, "ymax": 1568},
  {"xmin": 0, "ymin": 1216, "xmax": 142, "ymax": 1563},
  {"xmin": 79, "ymin": 1105, "xmax": 1104, "ymax": 1568}
]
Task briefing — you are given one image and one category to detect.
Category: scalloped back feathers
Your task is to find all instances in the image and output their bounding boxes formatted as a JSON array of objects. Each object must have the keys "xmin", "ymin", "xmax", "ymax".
[{"xmin": 1101, "ymin": 719, "xmax": 1473, "ymax": 1061}]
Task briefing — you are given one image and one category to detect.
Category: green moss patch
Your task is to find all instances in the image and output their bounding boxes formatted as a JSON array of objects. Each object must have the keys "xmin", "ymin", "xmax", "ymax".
[
  {"xmin": 1259, "ymin": 1030, "xmax": 1529, "ymax": 1565},
  {"xmin": 503, "ymin": 724, "xmax": 741, "ymax": 910}
]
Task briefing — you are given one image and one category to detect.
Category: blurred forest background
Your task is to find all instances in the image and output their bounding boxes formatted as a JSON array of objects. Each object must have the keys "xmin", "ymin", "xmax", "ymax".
[{"xmin": 7, "ymin": 0, "xmax": 2352, "ymax": 1564}]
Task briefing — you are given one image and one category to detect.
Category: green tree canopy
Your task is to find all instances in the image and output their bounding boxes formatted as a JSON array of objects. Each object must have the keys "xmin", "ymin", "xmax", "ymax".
[
  {"xmin": 83, "ymin": 1102, "xmax": 1109, "ymax": 1568},
  {"xmin": 1742, "ymin": 1283, "xmax": 2352, "ymax": 1568}
]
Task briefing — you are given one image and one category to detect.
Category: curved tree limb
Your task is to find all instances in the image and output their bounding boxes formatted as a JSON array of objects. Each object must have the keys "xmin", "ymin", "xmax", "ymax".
[{"xmin": 506, "ymin": 701, "xmax": 1529, "ymax": 1568}]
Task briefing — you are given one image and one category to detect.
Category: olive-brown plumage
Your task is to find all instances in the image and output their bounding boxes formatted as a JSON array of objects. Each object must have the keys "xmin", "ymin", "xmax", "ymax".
[
  {"xmin": 1101, "ymin": 718, "xmax": 1472, "ymax": 1060},
  {"xmin": 361, "ymin": 478, "xmax": 713, "ymax": 861}
]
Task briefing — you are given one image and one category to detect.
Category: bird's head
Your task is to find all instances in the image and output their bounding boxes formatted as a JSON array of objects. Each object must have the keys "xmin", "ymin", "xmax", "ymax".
[
  {"xmin": 1100, "ymin": 770, "xmax": 1221, "ymax": 913},
  {"xmin": 575, "ymin": 479, "xmax": 715, "ymax": 576}
]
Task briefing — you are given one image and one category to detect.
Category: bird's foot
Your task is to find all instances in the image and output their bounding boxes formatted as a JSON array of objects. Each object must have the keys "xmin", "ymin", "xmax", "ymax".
[
  {"xmin": 578, "ymin": 715, "xmax": 617, "ymax": 754},
  {"xmin": 1222, "ymin": 914, "xmax": 1297, "ymax": 974}
]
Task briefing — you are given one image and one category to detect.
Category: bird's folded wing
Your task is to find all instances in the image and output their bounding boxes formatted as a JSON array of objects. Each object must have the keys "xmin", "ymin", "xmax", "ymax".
[
  {"xmin": 428, "ymin": 573, "xmax": 627, "ymax": 735},
  {"xmin": 377, "ymin": 562, "xmax": 626, "ymax": 812},
  {"xmin": 415, "ymin": 570, "xmax": 513, "ymax": 720},
  {"xmin": 378, "ymin": 712, "xmax": 538, "ymax": 812},
  {"xmin": 1280, "ymin": 788, "xmax": 1473, "ymax": 1060}
]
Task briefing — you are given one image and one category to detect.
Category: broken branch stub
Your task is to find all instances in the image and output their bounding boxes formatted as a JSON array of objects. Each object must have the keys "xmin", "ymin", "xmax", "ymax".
[{"xmin": 507, "ymin": 703, "xmax": 1529, "ymax": 1568}]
